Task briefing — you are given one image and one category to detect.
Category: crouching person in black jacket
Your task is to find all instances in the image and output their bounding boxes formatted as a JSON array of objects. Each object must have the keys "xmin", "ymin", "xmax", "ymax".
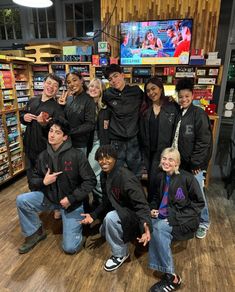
[
  {"xmin": 148, "ymin": 147, "xmax": 205, "ymax": 292},
  {"xmin": 80, "ymin": 145, "xmax": 152, "ymax": 272},
  {"xmin": 16, "ymin": 117, "xmax": 96, "ymax": 254}
]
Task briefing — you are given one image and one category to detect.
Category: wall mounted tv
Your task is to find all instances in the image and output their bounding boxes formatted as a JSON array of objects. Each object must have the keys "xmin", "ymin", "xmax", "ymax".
[{"xmin": 120, "ymin": 19, "xmax": 193, "ymax": 65}]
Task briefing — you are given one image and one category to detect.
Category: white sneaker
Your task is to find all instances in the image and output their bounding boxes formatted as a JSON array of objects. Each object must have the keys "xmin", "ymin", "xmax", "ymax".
[{"xmin": 104, "ymin": 254, "xmax": 130, "ymax": 271}]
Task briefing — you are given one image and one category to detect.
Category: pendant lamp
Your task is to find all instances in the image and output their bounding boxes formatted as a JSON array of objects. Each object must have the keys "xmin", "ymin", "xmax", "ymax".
[{"xmin": 13, "ymin": 0, "xmax": 53, "ymax": 8}]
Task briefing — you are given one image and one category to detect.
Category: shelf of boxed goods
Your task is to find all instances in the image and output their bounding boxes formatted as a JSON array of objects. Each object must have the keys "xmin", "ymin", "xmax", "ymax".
[
  {"xmin": 5, "ymin": 110, "xmax": 25, "ymax": 176},
  {"xmin": 0, "ymin": 114, "xmax": 11, "ymax": 184},
  {"xmin": 49, "ymin": 61, "xmax": 95, "ymax": 87},
  {"xmin": 12, "ymin": 61, "xmax": 32, "ymax": 110},
  {"xmin": 120, "ymin": 65, "xmax": 223, "ymax": 99},
  {"xmin": 49, "ymin": 63, "xmax": 67, "ymax": 96},
  {"xmin": 0, "ymin": 57, "xmax": 34, "ymax": 185},
  {"xmin": 152, "ymin": 65, "xmax": 223, "ymax": 86},
  {"xmin": 0, "ymin": 59, "xmax": 15, "ymax": 184},
  {"xmin": 31, "ymin": 64, "xmax": 49, "ymax": 97}
]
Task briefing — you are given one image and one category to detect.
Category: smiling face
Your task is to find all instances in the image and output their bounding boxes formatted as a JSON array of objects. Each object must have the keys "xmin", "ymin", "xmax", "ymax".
[
  {"xmin": 66, "ymin": 73, "xmax": 83, "ymax": 95},
  {"xmin": 43, "ymin": 77, "xmax": 59, "ymax": 99},
  {"xmin": 48, "ymin": 124, "xmax": 68, "ymax": 151},
  {"xmin": 160, "ymin": 152, "xmax": 179, "ymax": 175},
  {"xmin": 146, "ymin": 82, "xmax": 162, "ymax": 104},
  {"xmin": 178, "ymin": 89, "xmax": 193, "ymax": 109},
  {"xmin": 97, "ymin": 155, "xmax": 116, "ymax": 174},
  {"xmin": 108, "ymin": 72, "xmax": 126, "ymax": 91},
  {"xmin": 88, "ymin": 80, "xmax": 102, "ymax": 101},
  {"xmin": 147, "ymin": 32, "xmax": 154, "ymax": 41}
]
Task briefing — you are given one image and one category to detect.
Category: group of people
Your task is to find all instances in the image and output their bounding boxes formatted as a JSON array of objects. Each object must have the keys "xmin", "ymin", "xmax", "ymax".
[
  {"xmin": 16, "ymin": 63, "xmax": 212, "ymax": 292},
  {"xmin": 121, "ymin": 19, "xmax": 192, "ymax": 59}
]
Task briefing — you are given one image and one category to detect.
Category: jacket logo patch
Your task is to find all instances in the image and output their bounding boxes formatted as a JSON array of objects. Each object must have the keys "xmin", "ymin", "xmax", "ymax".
[
  {"xmin": 104, "ymin": 120, "xmax": 109, "ymax": 129},
  {"xmin": 185, "ymin": 125, "xmax": 193, "ymax": 135},
  {"xmin": 175, "ymin": 188, "xmax": 185, "ymax": 201},
  {"xmin": 168, "ymin": 113, "xmax": 175, "ymax": 123},
  {"xmin": 64, "ymin": 161, "xmax": 72, "ymax": 171},
  {"xmin": 112, "ymin": 187, "xmax": 120, "ymax": 200}
]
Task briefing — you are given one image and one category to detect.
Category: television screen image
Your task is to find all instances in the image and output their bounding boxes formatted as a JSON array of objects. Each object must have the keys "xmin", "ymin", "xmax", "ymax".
[{"xmin": 120, "ymin": 19, "xmax": 193, "ymax": 65}]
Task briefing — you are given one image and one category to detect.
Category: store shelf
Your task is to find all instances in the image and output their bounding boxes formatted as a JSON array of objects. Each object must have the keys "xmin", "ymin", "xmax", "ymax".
[{"xmin": 0, "ymin": 57, "xmax": 33, "ymax": 186}]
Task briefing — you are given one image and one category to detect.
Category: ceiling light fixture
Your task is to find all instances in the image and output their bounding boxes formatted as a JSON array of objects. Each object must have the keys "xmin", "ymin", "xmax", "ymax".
[{"xmin": 12, "ymin": 0, "xmax": 53, "ymax": 8}]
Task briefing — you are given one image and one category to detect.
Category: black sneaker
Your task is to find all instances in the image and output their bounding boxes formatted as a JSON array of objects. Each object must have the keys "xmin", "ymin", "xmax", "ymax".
[
  {"xmin": 104, "ymin": 254, "xmax": 130, "ymax": 272},
  {"xmin": 149, "ymin": 273, "xmax": 182, "ymax": 292}
]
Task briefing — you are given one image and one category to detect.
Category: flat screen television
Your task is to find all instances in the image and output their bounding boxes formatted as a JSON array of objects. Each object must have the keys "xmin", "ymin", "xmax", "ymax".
[{"xmin": 120, "ymin": 19, "xmax": 193, "ymax": 65}]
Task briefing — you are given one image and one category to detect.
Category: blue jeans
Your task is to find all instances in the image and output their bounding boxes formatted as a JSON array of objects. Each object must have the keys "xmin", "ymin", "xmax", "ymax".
[
  {"xmin": 100, "ymin": 210, "xmax": 128, "ymax": 257},
  {"xmin": 16, "ymin": 191, "xmax": 84, "ymax": 254},
  {"xmin": 194, "ymin": 171, "xmax": 210, "ymax": 229},
  {"xmin": 149, "ymin": 218, "xmax": 174, "ymax": 274},
  {"xmin": 111, "ymin": 136, "xmax": 143, "ymax": 178},
  {"xmin": 88, "ymin": 139, "xmax": 102, "ymax": 205}
]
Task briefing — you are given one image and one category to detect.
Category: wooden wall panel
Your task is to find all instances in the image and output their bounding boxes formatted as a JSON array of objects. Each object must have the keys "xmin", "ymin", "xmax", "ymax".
[{"xmin": 101, "ymin": 0, "xmax": 221, "ymax": 57}]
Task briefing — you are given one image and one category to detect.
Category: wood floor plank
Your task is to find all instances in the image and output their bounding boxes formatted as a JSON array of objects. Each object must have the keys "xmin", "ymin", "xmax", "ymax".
[{"xmin": 0, "ymin": 176, "xmax": 234, "ymax": 292}]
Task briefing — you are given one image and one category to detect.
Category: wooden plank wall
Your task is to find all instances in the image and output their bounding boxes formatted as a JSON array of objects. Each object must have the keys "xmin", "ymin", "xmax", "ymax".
[{"xmin": 100, "ymin": 0, "xmax": 221, "ymax": 57}]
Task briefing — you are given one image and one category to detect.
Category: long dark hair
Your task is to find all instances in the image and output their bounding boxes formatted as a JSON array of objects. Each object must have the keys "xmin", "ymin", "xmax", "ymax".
[{"xmin": 140, "ymin": 77, "xmax": 168, "ymax": 115}]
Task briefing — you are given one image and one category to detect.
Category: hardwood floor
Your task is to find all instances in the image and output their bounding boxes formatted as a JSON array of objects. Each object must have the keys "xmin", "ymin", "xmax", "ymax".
[{"xmin": 0, "ymin": 176, "xmax": 234, "ymax": 292}]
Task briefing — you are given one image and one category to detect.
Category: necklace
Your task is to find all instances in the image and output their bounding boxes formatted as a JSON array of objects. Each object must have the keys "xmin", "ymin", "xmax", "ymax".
[{"xmin": 153, "ymin": 103, "xmax": 161, "ymax": 116}]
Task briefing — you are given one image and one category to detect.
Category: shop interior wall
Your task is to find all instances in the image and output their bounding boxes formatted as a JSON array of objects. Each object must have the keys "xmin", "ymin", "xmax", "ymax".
[
  {"xmin": 212, "ymin": 0, "xmax": 235, "ymax": 180},
  {"xmin": 101, "ymin": 0, "xmax": 222, "ymax": 57}
]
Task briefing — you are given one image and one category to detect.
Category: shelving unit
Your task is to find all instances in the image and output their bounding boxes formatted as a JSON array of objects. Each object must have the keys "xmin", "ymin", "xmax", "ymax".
[
  {"xmin": 49, "ymin": 62, "xmax": 95, "ymax": 86},
  {"xmin": 13, "ymin": 62, "xmax": 32, "ymax": 109},
  {"xmin": 31, "ymin": 64, "xmax": 49, "ymax": 96},
  {"xmin": 0, "ymin": 56, "xmax": 34, "ymax": 185},
  {"xmin": 121, "ymin": 64, "xmax": 223, "ymax": 98}
]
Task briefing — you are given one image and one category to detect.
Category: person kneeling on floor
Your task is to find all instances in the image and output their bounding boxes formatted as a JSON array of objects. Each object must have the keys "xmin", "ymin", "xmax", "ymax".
[
  {"xmin": 148, "ymin": 147, "xmax": 205, "ymax": 292},
  {"xmin": 16, "ymin": 117, "xmax": 96, "ymax": 254},
  {"xmin": 80, "ymin": 144, "xmax": 152, "ymax": 272}
]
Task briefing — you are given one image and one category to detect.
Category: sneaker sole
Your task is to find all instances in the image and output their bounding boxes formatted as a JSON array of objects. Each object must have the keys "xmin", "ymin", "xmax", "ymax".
[
  {"xmin": 18, "ymin": 233, "xmax": 47, "ymax": 254},
  {"xmin": 196, "ymin": 233, "xmax": 207, "ymax": 239},
  {"xmin": 104, "ymin": 254, "xmax": 130, "ymax": 272}
]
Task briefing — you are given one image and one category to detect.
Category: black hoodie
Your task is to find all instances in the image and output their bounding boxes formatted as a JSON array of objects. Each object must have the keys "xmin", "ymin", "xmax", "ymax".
[{"xmin": 29, "ymin": 139, "xmax": 96, "ymax": 212}]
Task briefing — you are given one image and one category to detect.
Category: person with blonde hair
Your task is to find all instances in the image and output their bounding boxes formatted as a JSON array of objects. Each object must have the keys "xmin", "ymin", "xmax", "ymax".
[
  {"xmin": 148, "ymin": 147, "xmax": 205, "ymax": 292},
  {"xmin": 87, "ymin": 78, "xmax": 110, "ymax": 207}
]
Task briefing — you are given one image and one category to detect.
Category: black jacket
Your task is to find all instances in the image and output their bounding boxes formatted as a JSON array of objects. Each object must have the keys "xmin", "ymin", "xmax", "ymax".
[
  {"xmin": 87, "ymin": 107, "xmax": 111, "ymax": 154},
  {"xmin": 20, "ymin": 96, "xmax": 64, "ymax": 161},
  {"xmin": 103, "ymin": 85, "xmax": 144, "ymax": 140},
  {"xmin": 97, "ymin": 108, "xmax": 111, "ymax": 145},
  {"xmin": 150, "ymin": 170, "xmax": 205, "ymax": 240},
  {"xmin": 29, "ymin": 139, "xmax": 96, "ymax": 212},
  {"xmin": 64, "ymin": 92, "xmax": 96, "ymax": 148},
  {"xmin": 174, "ymin": 104, "xmax": 213, "ymax": 172},
  {"xmin": 91, "ymin": 165, "xmax": 152, "ymax": 243},
  {"xmin": 140, "ymin": 101, "xmax": 180, "ymax": 170}
]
